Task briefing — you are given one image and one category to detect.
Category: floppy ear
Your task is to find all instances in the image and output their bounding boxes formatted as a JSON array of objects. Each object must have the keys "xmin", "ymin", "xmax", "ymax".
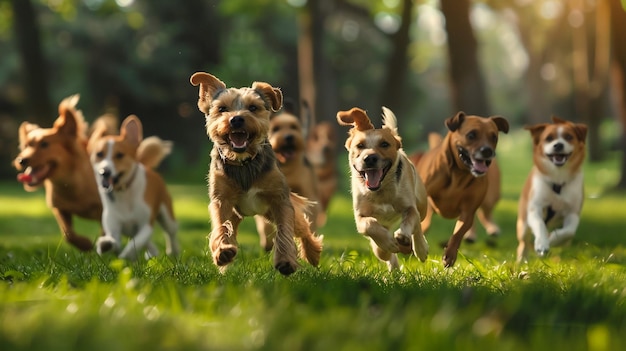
[
  {"xmin": 252, "ymin": 82, "xmax": 283, "ymax": 112},
  {"xmin": 490, "ymin": 116, "xmax": 509, "ymax": 134},
  {"xmin": 120, "ymin": 115, "xmax": 143, "ymax": 147},
  {"xmin": 573, "ymin": 123, "xmax": 588, "ymax": 142},
  {"xmin": 524, "ymin": 123, "xmax": 548, "ymax": 146},
  {"xmin": 445, "ymin": 111, "xmax": 466, "ymax": 132},
  {"xmin": 18, "ymin": 122, "xmax": 39, "ymax": 150},
  {"xmin": 336, "ymin": 107, "xmax": 374, "ymax": 131},
  {"xmin": 190, "ymin": 72, "xmax": 227, "ymax": 114}
]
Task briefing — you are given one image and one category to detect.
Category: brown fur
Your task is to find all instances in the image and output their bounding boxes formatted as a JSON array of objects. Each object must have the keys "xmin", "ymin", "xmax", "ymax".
[
  {"xmin": 306, "ymin": 121, "xmax": 339, "ymax": 221},
  {"xmin": 414, "ymin": 111, "xmax": 509, "ymax": 267},
  {"xmin": 190, "ymin": 72, "xmax": 323, "ymax": 275},
  {"xmin": 13, "ymin": 95, "xmax": 104, "ymax": 251},
  {"xmin": 338, "ymin": 107, "xmax": 428, "ymax": 270},
  {"xmin": 255, "ymin": 109, "xmax": 322, "ymax": 251}
]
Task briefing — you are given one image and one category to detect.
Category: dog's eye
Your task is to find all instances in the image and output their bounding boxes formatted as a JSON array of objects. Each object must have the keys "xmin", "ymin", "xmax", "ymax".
[
  {"xmin": 40, "ymin": 140, "xmax": 49, "ymax": 148},
  {"xmin": 115, "ymin": 152, "xmax": 124, "ymax": 160},
  {"xmin": 356, "ymin": 143, "xmax": 365, "ymax": 149},
  {"xmin": 248, "ymin": 105, "xmax": 258, "ymax": 112},
  {"xmin": 466, "ymin": 131, "xmax": 476, "ymax": 140},
  {"xmin": 380, "ymin": 141, "xmax": 390, "ymax": 148},
  {"xmin": 272, "ymin": 126, "xmax": 280, "ymax": 133},
  {"xmin": 563, "ymin": 133, "xmax": 573, "ymax": 141},
  {"xmin": 218, "ymin": 106, "xmax": 228, "ymax": 113},
  {"xmin": 546, "ymin": 135, "xmax": 554, "ymax": 142},
  {"xmin": 96, "ymin": 151, "xmax": 104, "ymax": 159},
  {"xmin": 491, "ymin": 134, "xmax": 498, "ymax": 143}
]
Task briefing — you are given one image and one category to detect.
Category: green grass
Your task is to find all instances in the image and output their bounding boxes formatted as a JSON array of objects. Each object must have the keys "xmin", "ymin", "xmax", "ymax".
[{"xmin": 1, "ymin": 131, "xmax": 626, "ymax": 351}]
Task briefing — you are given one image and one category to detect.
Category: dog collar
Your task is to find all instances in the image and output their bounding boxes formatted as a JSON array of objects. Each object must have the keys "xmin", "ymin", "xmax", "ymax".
[
  {"xmin": 551, "ymin": 183, "xmax": 564, "ymax": 194},
  {"xmin": 115, "ymin": 164, "xmax": 139, "ymax": 192}
]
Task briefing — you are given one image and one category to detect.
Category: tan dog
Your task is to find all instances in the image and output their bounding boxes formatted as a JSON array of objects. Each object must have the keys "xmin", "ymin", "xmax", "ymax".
[
  {"xmin": 190, "ymin": 72, "xmax": 323, "ymax": 275},
  {"xmin": 337, "ymin": 107, "xmax": 428, "ymax": 270},
  {"xmin": 13, "ymin": 95, "xmax": 103, "ymax": 251},
  {"xmin": 306, "ymin": 120, "xmax": 338, "ymax": 223},
  {"xmin": 89, "ymin": 115, "xmax": 179, "ymax": 260},
  {"xmin": 516, "ymin": 116, "xmax": 587, "ymax": 262},
  {"xmin": 411, "ymin": 133, "xmax": 502, "ymax": 243},
  {"xmin": 414, "ymin": 111, "xmax": 509, "ymax": 267},
  {"xmin": 255, "ymin": 107, "xmax": 322, "ymax": 251}
]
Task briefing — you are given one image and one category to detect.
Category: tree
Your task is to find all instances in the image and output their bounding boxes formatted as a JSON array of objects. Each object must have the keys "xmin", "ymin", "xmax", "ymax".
[
  {"xmin": 440, "ymin": 0, "xmax": 490, "ymax": 115},
  {"xmin": 610, "ymin": 0, "xmax": 626, "ymax": 189}
]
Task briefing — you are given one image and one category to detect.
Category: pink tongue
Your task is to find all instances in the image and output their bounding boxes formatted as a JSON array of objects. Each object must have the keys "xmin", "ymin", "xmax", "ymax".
[
  {"xmin": 17, "ymin": 173, "xmax": 33, "ymax": 184},
  {"xmin": 472, "ymin": 160, "xmax": 489, "ymax": 173},
  {"xmin": 364, "ymin": 169, "xmax": 383, "ymax": 189},
  {"xmin": 230, "ymin": 133, "xmax": 248, "ymax": 149}
]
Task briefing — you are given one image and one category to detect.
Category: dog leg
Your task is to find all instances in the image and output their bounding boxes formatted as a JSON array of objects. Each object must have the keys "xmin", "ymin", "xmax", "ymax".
[
  {"xmin": 420, "ymin": 205, "xmax": 434, "ymax": 234},
  {"xmin": 52, "ymin": 208, "xmax": 94, "ymax": 251},
  {"xmin": 97, "ymin": 216, "xmax": 121, "ymax": 255},
  {"xmin": 549, "ymin": 213, "xmax": 580, "ymax": 247},
  {"xmin": 145, "ymin": 241, "xmax": 159, "ymax": 259},
  {"xmin": 442, "ymin": 215, "xmax": 473, "ymax": 267},
  {"xmin": 119, "ymin": 224, "xmax": 153, "ymax": 260},
  {"xmin": 527, "ymin": 208, "xmax": 550, "ymax": 256},
  {"xmin": 477, "ymin": 206, "xmax": 501, "ymax": 237},
  {"xmin": 356, "ymin": 215, "xmax": 400, "ymax": 253},
  {"xmin": 254, "ymin": 215, "xmax": 276, "ymax": 252},
  {"xmin": 267, "ymin": 202, "xmax": 299, "ymax": 275},
  {"xmin": 293, "ymin": 208, "xmax": 323, "ymax": 267},
  {"xmin": 157, "ymin": 203, "xmax": 180, "ymax": 256},
  {"xmin": 395, "ymin": 206, "xmax": 428, "ymax": 262},
  {"xmin": 370, "ymin": 240, "xmax": 400, "ymax": 271},
  {"xmin": 516, "ymin": 217, "xmax": 530, "ymax": 263},
  {"xmin": 208, "ymin": 200, "xmax": 242, "ymax": 267}
]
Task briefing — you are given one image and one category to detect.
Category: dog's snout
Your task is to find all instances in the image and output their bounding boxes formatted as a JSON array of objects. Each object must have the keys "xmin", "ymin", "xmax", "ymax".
[
  {"xmin": 364, "ymin": 154, "xmax": 379, "ymax": 167},
  {"xmin": 553, "ymin": 142, "xmax": 564, "ymax": 152},
  {"xmin": 479, "ymin": 146, "xmax": 494, "ymax": 159},
  {"xmin": 285, "ymin": 134, "xmax": 295, "ymax": 144},
  {"xmin": 229, "ymin": 116, "xmax": 245, "ymax": 129},
  {"xmin": 99, "ymin": 168, "xmax": 112, "ymax": 178},
  {"xmin": 17, "ymin": 157, "xmax": 29, "ymax": 167}
]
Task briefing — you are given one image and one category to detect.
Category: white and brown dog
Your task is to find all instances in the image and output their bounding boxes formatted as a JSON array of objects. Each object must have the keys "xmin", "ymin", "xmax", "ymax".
[
  {"xmin": 516, "ymin": 116, "xmax": 587, "ymax": 262},
  {"xmin": 337, "ymin": 107, "xmax": 428, "ymax": 270},
  {"xmin": 89, "ymin": 115, "xmax": 180, "ymax": 260}
]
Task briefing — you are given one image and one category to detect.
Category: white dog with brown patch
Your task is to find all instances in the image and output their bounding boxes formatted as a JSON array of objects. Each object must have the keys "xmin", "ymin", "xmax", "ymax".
[
  {"xmin": 516, "ymin": 116, "xmax": 588, "ymax": 262},
  {"xmin": 89, "ymin": 115, "xmax": 180, "ymax": 260},
  {"xmin": 337, "ymin": 106, "xmax": 428, "ymax": 270}
]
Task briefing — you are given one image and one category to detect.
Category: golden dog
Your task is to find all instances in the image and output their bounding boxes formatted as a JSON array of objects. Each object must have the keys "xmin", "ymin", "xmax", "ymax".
[
  {"xmin": 306, "ymin": 120, "xmax": 338, "ymax": 224},
  {"xmin": 516, "ymin": 116, "xmax": 587, "ymax": 261},
  {"xmin": 255, "ymin": 106, "xmax": 322, "ymax": 251},
  {"xmin": 338, "ymin": 107, "xmax": 428, "ymax": 270},
  {"xmin": 414, "ymin": 112, "xmax": 509, "ymax": 267},
  {"xmin": 190, "ymin": 72, "xmax": 323, "ymax": 275}
]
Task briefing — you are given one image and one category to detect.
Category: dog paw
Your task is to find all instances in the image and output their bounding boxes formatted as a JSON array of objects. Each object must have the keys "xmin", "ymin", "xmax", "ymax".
[
  {"xmin": 96, "ymin": 237, "xmax": 117, "ymax": 255},
  {"xmin": 442, "ymin": 249, "xmax": 457, "ymax": 268},
  {"xmin": 394, "ymin": 231, "xmax": 412, "ymax": 255},
  {"xmin": 535, "ymin": 248, "xmax": 549, "ymax": 257},
  {"xmin": 275, "ymin": 261, "xmax": 297, "ymax": 276},
  {"xmin": 214, "ymin": 247, "xmax": 237, "ymax": 266},
  {"xmin": 534, "ymin": 238, "xmax": 550, "ymax": 257}
]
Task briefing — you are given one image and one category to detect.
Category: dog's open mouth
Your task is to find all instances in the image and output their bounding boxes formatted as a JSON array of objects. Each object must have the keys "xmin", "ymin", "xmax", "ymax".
[
  {"xmin": 228, "ymin": 130, "xmax": 250, "ymax": 153},
  {"xmin": 100, "ymin": 172, "xmax": 123, "ymax": 192},
  {"xmin": 16, "ymin": 164, "xmax": 53, "ymax": 187},
  {"xmin": 357, "ymin": 163, "xmax": 391, "ymax": 191},
  {"xmin": 547, "ymin": 153, "xmax": 570, "ymax": 167},
  {"xmin": 277, "ymin": 145, "xmax": 297, "ymax": 163},
  {"xmin": 458, "ymin": 146, "xmax": 491, "ymax": 176}
]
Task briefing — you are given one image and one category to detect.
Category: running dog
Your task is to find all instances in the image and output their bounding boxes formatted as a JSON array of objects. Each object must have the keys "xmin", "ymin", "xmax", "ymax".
[
  {"xmin": 190, "ymin": 72, "xmax": 323, "ymax": 275},
  {"xmin": 14, "ymin": 95, "xmax": 104, "ymax": 251},
  {"xmin": 414, "ymin": 111, "xmax": 509, "ymax": 267},
  {"xmin": 516, "ymin": 116, "xmax": 587, "ymax": 262},
  {"xmin": 89, "ymin": 115, "xmax": 179, "ymax": 260},
  {"xmin": 306, "ymin": 120, "xmax": 338, "ymax": 224},
  {"xmin": 337, "ymin": 107, "xmax": 428, "ymax": 270}
]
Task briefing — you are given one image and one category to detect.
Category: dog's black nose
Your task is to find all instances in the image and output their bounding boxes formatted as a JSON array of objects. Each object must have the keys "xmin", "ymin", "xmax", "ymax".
[
  {"xmin": 229, "ymin": 116, "xmax": 244, "ymax": 129},
  {"xmin": 479, "ymin": 146, "xmax": 494, "ymax": 159},
  {"xmin": 364, "ymin": 154, "xmax": 379, "ymax": 167},
  {"xmin": 17, "ymin": 157, "xmax": 29, "ymax": 167},
  {"xmin": 285, "ymin": 135, "xmax": 295, "ymax": 144},
  {"xmin": 553, "ymin": 142, "xmax": 564, "ymax": 152},
  {"xmin": 99, "ymin": 168, "xmax": 111, "ymax": 178}
]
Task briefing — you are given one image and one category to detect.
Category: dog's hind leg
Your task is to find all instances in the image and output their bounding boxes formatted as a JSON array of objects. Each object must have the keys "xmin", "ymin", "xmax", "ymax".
[
  {"xmin": 290, "ymin": 194, "xmax": 323, "ymax": 266},
  {"xmin": 549, "ymin": 213, "xmax": 579, "ymax": 247},
  {"xmin": 266, "ymin": 202, "xmax": 299, "ymax": 276},
  {"xmin": 119, "ymin": 224, "xmax": 153, "ymax": 261},
  {"xmin": 370, "ymin": 240, "xmax": 399, "ymax": 271},
  {"xmin": 52, "ymin": 208, "xmax": 94, "ymax": 251},
  {"xmin": 254, "ymin": 215, "xmax": 276, "ymax": 252},
  {"xmin": 157, "ymin": 203, "xmax": 180, "ymax": 256}
]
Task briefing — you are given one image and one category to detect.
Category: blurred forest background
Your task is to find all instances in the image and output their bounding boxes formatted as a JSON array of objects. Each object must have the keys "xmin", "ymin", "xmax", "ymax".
[{"xmin": 1, "ymin": 0, "xmax": 626, "ymax": 189}]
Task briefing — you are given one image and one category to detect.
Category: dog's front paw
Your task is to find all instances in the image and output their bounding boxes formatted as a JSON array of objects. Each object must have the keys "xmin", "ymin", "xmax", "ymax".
[
  {"xmin": 371, "ymin": 234, "xmax": 400, "ymax": 254},
  {"xmin": 534, "ymin": 237, "xmax": 550, "ymax": 257},
  {"xmin": 96, "ymin": 236, "xmax": 118, "ymax": 255},
  {"xmin": 442, "ymin": 248, "xmax": 457, "ymax": 267},
  {"xmin": 275, "ymin": 261, "xmax": 297, "ymax": 276},
  {"xmin": 394, "ymin": 230, "xmax": 412, "ymax": 255},
  {"xmin": 214, "ymin": 246, "xmax": 237, "ymax": 266}
]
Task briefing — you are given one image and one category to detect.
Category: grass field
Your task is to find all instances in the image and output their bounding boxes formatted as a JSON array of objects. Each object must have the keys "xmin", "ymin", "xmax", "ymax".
[{"xmin": 1, "ymin": 129, "xmax": 625, "ymax": 351}]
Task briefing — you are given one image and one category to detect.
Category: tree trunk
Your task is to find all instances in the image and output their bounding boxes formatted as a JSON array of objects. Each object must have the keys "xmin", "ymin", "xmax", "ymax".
[
  {"xmin": 379, "ymin": 0, "xmax": 413, "ymax": 117},
  {"xmin": 440, "ymin": 0, "xmax": 490, "ymax": 116},
  {"xmin": 10, "ymin": 0, "xmax": 53, "ymax": 123},
  {"xmin": 609, "ymin": 0, "xmax": 626, "ymax": 189}
]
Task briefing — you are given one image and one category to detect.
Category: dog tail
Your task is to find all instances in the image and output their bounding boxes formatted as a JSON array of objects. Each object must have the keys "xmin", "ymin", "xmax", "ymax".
[
  {"xmin": 427, "ymin": 132, "xmax": 443, "ymax": 149},
  {"xmin": 137, "ymin": 136, "xmax": 173, "ymax": 169},
  {"xmin": 290, "ymin": 192, "xmax": 323, "ymax": 266}
]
